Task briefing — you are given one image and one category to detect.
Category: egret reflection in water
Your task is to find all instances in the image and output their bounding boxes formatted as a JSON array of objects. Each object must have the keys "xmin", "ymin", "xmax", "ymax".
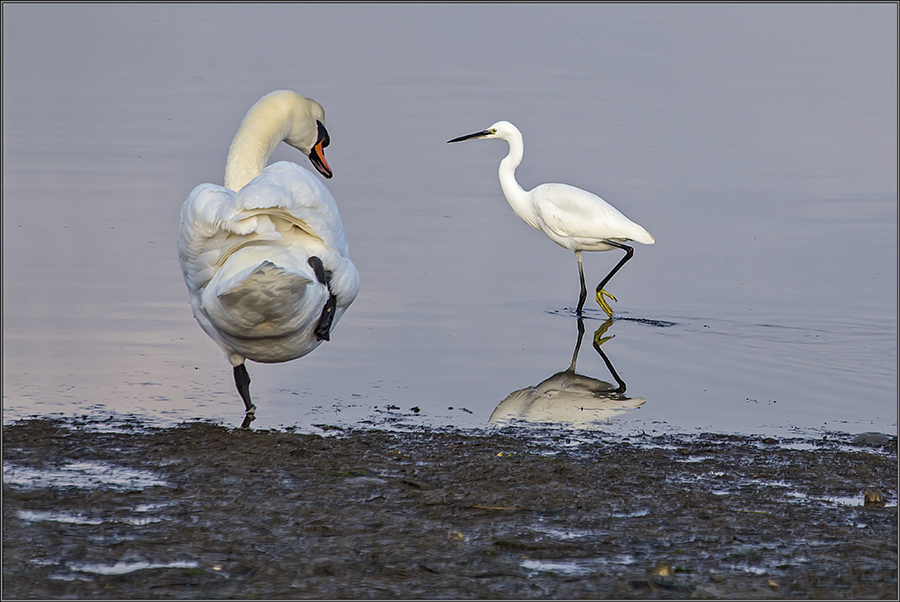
[{"xmin": 489, "ymin": 318, "xmax": 645, "ymax": 428}]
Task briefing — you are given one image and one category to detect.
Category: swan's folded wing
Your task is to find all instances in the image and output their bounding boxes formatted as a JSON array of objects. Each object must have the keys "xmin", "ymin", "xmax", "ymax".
[
  {"xmin": 178, "ymin": 183, "xmax": 287, "ymax": 295},
  {"xmin": 178, "ymin": 184, "xmax": 237, "ymax": 294},
  {"xmin": 178, "ymin": 162, "xmax": 355, "ymax": 304},
  {"xmin": 235, "ymin": 162, "xmax": 351, "ymax": 257}
]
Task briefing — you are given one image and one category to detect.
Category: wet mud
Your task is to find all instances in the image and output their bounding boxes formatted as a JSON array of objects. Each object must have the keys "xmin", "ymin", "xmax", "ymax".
[{"xmin": 2, "ymin": 416, "xmax": 897, "ymax": 599}]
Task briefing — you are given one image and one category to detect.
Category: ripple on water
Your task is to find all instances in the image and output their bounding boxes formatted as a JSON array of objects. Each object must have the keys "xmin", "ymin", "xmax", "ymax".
[{"xmin": 545, "ymin": 307, "xmax": 678, "ymax": 327}]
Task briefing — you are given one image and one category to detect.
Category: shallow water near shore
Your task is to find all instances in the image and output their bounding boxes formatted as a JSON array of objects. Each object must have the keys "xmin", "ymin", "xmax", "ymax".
[{"xmin": 3, "ymin": 4, "xmax": 897, "ymax": 438}]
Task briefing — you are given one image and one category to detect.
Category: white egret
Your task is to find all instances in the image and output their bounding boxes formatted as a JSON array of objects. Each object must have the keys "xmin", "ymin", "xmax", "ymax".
[
  {"xmin": 448, "ymin": 120, "xmax": 653, "ymax": 316},
  {"xmin": 178, "ymin": 90, "xmax": 359, "ymax": 418}
]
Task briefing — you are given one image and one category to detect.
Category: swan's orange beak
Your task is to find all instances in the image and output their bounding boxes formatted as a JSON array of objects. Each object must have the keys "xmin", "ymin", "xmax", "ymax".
[{"xmin": 308, "ymin": 121, "xmax": 332, "ymax": 179}]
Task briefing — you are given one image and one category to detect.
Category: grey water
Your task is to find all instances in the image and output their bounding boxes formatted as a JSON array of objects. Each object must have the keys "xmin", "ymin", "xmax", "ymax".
[{"xmin": 3, "ymin": 3, "xmax": 896, "ymax": 437}]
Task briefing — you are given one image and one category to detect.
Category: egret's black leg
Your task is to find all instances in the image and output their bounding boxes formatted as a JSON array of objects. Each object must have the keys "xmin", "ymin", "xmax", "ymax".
[
  {"xmin": 596, "ymin": 241, "xmax": 634, "ymax": 292},
  {"xmin": 567, "ymin": 316, "xmax": 587, "ymax": 372},
  {"xmin": 234, "ymin": 363, "xmax": 255, "ymax": 413},
  {"xmin": 591, "ymin": 322, "xmax": 626, "ymax": 394},
  {"xmin": 595, "ymin": 241, "xmax": 634, "ymax": 317},
  {"xmin": 575, "ymin": 251, "xmax": 587, "ymax": 315},
  {"xmin": 308, "ymin": 256, "xmax": 337, "ymax": 341}
]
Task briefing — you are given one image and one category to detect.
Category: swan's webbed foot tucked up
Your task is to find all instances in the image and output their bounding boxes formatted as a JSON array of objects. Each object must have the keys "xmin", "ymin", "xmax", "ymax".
[
  {"xmin": 315, "ymin": 294, "xmax": 337, "ymax": 341},
  {"xmin": 308, "ymin": 256, "xmax": 336, "ymax": 341},
  {"xmin": 234, "ymin": 363, "xmax": 255, "ymax": 413},
  {"xmin": 595, "ymin": 288, "xmax": 618, "ymax": 318}
]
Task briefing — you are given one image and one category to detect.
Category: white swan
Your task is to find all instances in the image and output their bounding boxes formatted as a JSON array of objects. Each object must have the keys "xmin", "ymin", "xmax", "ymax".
[{"xmin": 178, "ymin": 90, "xmax": 359, "ymax": 417}]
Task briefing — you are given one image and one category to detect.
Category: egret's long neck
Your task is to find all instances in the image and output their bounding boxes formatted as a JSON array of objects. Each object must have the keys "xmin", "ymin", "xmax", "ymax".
[
  {"xmin": 498, "ymin": 131, "xmax": 539, "ymax": 229},
  {"xmin": 224, "ymin": 104, "xmax": 292, "ymax": 192}
]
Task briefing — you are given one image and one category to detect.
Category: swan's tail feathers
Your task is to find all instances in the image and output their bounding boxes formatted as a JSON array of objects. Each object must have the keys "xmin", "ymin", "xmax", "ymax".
[
  {"xmin": 215, "ymin": 261, "xmax": 315, "ymax": 331},
  {"xmin": 219, "ymin": 261, "xmax": 312, "ymax": 301},
  {"xmin": 203, "ymin": 258, "xmax": 331, "ymax": 352}
]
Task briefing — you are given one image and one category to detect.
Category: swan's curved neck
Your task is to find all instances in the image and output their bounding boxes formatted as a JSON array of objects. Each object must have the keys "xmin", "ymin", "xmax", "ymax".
[
  {"xmin": 498, "ymin": 130, "xmax": 538, "ymax": 228},
  {"xmin": 224, "ymin": 102, "xmax": 293, "ymax": 192}
]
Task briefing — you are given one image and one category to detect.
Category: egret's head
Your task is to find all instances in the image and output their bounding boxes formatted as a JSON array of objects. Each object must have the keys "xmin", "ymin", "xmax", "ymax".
[{"xmin": 447, "ymin": 120, "xmax": 519, "ymax": 144}]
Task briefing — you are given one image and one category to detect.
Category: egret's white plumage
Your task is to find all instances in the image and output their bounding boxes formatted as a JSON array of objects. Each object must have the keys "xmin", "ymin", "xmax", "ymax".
[
  {"xmin": 178, "ymin": 90, "xmax": 359, "ymax": 417},
  {"xmin": 448, "ymin": 120, "xmax": 653, "ymax": 316}
]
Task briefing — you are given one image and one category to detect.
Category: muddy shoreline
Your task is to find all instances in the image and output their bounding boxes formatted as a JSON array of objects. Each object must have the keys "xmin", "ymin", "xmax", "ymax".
[{"xmin": 2, "ymin": 416, "xmax": 897, "ymax": 599}]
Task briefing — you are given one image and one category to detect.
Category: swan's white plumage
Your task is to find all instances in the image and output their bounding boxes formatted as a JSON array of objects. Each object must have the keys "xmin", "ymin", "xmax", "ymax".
[
  {"xmin": 180, "ymin": 162, "xmax": 358, "ymax": 365},
  {"xmin": 178, "ymin": 91, "xmax": 358, "ymax": 411}
]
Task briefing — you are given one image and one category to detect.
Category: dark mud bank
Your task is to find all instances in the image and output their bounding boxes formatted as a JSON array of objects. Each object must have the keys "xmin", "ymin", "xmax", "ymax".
[{"xmin": 3, "ymin": 417, "xmax": 897, "ymax": 599}]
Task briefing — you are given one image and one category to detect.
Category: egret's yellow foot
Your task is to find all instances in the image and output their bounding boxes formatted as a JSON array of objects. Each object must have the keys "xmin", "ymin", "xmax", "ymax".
[
  {"xmin": 596, "ymin": 288, "xmax": 618, "ymax": 317},
  {"xmin": 593, "ymin": 319, "xmax": 615, "ymax": 346}
]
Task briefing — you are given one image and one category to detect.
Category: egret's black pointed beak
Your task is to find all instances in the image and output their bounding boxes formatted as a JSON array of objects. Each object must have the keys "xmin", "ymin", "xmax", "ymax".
[
  {"xmin": 308, "ymin": 121, "xmax": 332, "ymax": 179},
  {"xmin": 447, "ymin": 130, "xmax": 490, "ymax": 144}
]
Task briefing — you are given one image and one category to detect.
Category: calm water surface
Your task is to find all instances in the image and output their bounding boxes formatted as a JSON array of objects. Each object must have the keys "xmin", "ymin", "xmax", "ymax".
[{"xmin": 3, "ymin": 4, "xmax": 897, "ymax": 437}]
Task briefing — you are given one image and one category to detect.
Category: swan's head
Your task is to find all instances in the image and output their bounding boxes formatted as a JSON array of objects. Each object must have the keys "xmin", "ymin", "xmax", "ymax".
[
  {"xmin": 225, "ymin": 91, "xmax": 333, "ymax": 191},
  {"xmin": 447, "ymin": 120, "xmax": 520, "ymax": 144},
  {"xmin": 284, "ymin": 94, "xmax": 332, "ymax": 179}
]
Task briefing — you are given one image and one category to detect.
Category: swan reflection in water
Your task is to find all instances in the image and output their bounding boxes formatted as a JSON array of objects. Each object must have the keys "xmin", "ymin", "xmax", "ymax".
[{"xmin": 490, "ymin": 318, "xmax": 645, "ymax": 428}]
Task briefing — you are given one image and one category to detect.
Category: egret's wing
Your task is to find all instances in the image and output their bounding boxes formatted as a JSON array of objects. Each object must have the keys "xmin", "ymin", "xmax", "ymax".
[{"xmin": 535, "ymin": 183, "xmax": 653, "ymax": 245}]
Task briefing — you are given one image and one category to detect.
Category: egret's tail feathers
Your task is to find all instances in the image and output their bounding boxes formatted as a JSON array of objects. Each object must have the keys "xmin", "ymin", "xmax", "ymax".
[{"xmin": 632, "ymin": 227, "xmax": 655, "ymax": 245}]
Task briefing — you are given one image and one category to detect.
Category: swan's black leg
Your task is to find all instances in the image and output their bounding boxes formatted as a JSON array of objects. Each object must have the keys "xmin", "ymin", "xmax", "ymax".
[
  {"xmin": 239, "ymin": 412, "xmax": 256, "ymax": 429},
  {"xmin": 234, "ymin": 363, "xmax": 255, "ymax": 413},
  {"xmin": 308, "ymin": 256, "xmax": 337, "ymax": 341}
]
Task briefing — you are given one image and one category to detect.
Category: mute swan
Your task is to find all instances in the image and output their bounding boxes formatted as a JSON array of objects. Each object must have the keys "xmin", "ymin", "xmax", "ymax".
[
  {"xmin": 178, "ymin": 90, "xmax": 359, "ymax": 417},
  {"xmin": 448, "ymin": 121, "xmax": 654, "ymax": 317}
]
